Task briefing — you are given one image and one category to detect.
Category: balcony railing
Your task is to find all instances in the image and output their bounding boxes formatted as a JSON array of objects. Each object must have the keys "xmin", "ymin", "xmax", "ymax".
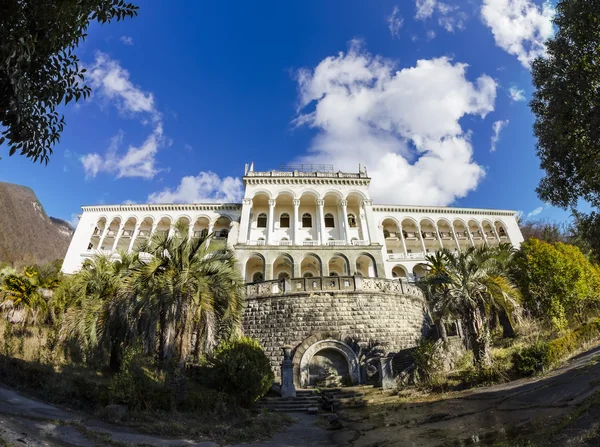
[
  {"xmin": 106, "ymin": 230, "xmax": 116, "ymax": 237},
  {"xmin": 388, "ymin": 252, "xmax": 425, "ymax": 261},
  {"xmin": 351, "ymin": 240, "xmax": 369, "ymax": 246},
  {"xmin": 303, "ymin": 240, "xmax": 318, "ymax": 246},
  {"xmin": 439, "ymin": 231, "xmax": 452, "ymax": 239},
  {"xmin": 121, "ymin": 229, "xmax": 133, "ymax": 237},
  {"xmin": 421, "ymin": 231, "xmax": 436, "ymax": 239},
  {"xmin": 326, "ymin": 240, "xmax": 345, "ymax": 246},
  {"xmin": 247, "ymin": 240, "xmax": 266, "ymax": 246},
  {"xmin": 138, "ymin": 230, "xmax": 150, "ymax": 237},
  {"xmin": 471, "ymin": 231, "xmax": 483, "ymax": 239},
  {"xmin": 277, "ymin": 240, "xmax": 292, "ymax": 246}
]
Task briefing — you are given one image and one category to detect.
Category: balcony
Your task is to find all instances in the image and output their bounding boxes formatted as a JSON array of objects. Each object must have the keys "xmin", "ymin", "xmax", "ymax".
[
  {"xmin": 247, "ymin": 240, "xmax": 266, "ymax": 246},
  {"xmin": 138, "ymin": 230, "xmax": 150, "ymax": 237},
  {"xmin": 92, "ymin": 228, "xmax": 102, "ymax": 236},
  {"xmin": 351, "ymin": 240, "xmax": 369, "ymax": 246},
  {"xmin": 277, "ymin": 240, "xmax": 292, "ymax": 246},
  {"xmin": 404, "ymin": 231, "xmax": 419, "ymax": 239},
  {"xmin": 121, "ymin": 229, "xmax": 133, "ymax": 237},
  {"xmin": 388, "ymin": 252, "xmax": 425, "ymax": 261},
  {"xmin": 303, "ymin": 240, "xmax": 318, "ymax": 246},
  {"xmin": 421, "ymin": 231, "xmax": 436, "ymax": 239},
  {"xmin": 439, "ymin": 231, "xmax": 453, "ymax": 239},
  {"xmin": 105, "ymin": 230, "xmax": 116, "ymax": 237},
  {"xmin": 456, "ymin": 231, "xmax": 469, "ymax": 240},
  {"xmin": 471, "ymin": 231, "xmax": 483, "ymax": 239},
  {"xmin": 326, "ymin": 240, "xmax": 345, "ymax": 246}
]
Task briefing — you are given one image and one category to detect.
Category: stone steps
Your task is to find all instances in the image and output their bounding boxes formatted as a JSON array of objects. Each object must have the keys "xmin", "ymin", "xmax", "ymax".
[{"xmin": 257, "ymin": 388, "xmax": 366, "ymax": 413}]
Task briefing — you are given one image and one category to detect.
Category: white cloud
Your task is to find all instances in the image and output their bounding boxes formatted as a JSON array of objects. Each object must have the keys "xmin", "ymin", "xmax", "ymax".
[
  {"xmin": 387, "ymin": 6, "xmax": 404, "ymax": 38},
  {"xmin": 426, "ymin": 30, "xmax": 436, "ymax": 40},
  {"xmin": 81, "ymin": 53, "xmax": 165, "ymax": 179},
  {"xmin": 120, "ymin": 35, "xmax": 134, "ymax": 46},
  {"xmin": 490, "ymin": 119, "xmax": 509, "ymax": 152},
  {"xmin": 294, "ymin": 41, "xmax": 497, "ymax": 206},
  {"xmin": 508, "ymin": 86, "xmax": 526, "ymax": 101},
  {"xmin": 416, "ymin": 0, "xmax": 437, "ymax": 19},
  {"xmin": 148, "ymin": 172, "xmax": 243, "ymax": 204},
  {"xmin": 527, "ymin": 206, "xmax": 543, "ymax": 218},
  {"xmin": 416, "ymin": 0, "xmax": 467, "ymax": 32},
  {"xmin": 481, "ymin": 0, "xmax": 555, "ymax": 69},
  {"xmin": 123, "ymin": 200, "xmax": 137, "ymax": 205}
]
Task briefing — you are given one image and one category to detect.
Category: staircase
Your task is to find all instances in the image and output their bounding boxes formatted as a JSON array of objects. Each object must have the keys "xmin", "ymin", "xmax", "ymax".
[{"xmin": 256, "ymin": 388, "xmax": 366, "ymax": 413}]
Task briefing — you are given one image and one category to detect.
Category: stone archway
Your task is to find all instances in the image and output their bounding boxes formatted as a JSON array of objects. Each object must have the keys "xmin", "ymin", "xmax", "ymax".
[{"xmin": 298, "ymin": 339, "xmax": 360, "ymax": 388}]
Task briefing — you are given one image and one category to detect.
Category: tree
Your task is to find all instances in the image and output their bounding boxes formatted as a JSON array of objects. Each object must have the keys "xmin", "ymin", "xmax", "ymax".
[
  {"xmin": 123, "ymin": 223, "xmax": 244, "ymax": 366},
  {"xmin": 422, "ymin": 247, "xmax": 522, "ymax": 368},
  {"xmin": 0, "ymin": 0, "xmax": 138, "ymax": 163},
  {"xmin": 0, "ymin": 266, "xmax": 49, "ymax": 326}
]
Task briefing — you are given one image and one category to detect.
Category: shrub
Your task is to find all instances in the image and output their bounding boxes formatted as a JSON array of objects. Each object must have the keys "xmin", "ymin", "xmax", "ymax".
[
  {"xmin": 209, "ymin": 336, "xmax": 274, "ymax": 406},
  {"xmin": 108, "ymin": 343, "xmax": 170, "ymax": 411},
  {"xmin": 512, "ymin": 341, "xmax": 550, "ymax": 377},
  {"xmin": 411, "ymin": 338, "xmax": 444, "ymax": 388}
]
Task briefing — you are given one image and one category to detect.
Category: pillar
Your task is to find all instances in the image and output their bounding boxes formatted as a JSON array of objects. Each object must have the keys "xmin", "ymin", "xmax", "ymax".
[
  {"xmin": 399, "ymin": 222, "xmax": 408, "ymax": 256},
  {"xmin": 340, "ymin": 200, "xmax": 350, "ymax": 244},
  {"xmin": 359, "ymin": 212, "xmax": 369, "ymax": 243},
  {"xmin": 434, "ymin": 224, "xmax": 443, "ymax": 249},
  {"xmin": 467, "ymin": 225, "xmax": 475, "ymax": 247},
  {"xmin": 127, "ymin": 223, "xmax": 141, "ymax": 253},
  {"xmin": 267, "ymin": 199, "xmax": 276, "ymax": 245},
  {"xmin": 280, "ymin": 346, "xmax": 296, "ymax": 398},
  {"xmin": 317, "ymin": 199, "xmax": 326, "ymax": 244},
  {"xmin": 362, "ymin": 200, "xmax": 378, "ymax": 245},
  {"xmin": 417, "ymin": 225, "xmax": 427, "ymax": 256},
  {"xmin": 238, "ymin": 198, "xmax": 252, "ymax": 244},
  {"xmin": 479, "ymin": 222, "xmax": 489, "ymax": 247},
  {"xmin": 451, "ymin": 225, "xmax": 461, "ymax": 253},
  {"xmin": 292, "ymin": 199, "xmax": 300, "ymax": 245},
  {"xmin": 112, "ymin": 223, "xmax": 125, "ymax": 251},
  {"xmin": 98, "ymin": 226, "xmax": 109, "ymax": 251}
]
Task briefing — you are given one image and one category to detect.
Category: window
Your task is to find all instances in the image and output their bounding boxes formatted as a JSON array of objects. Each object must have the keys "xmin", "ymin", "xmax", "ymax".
[
  {"xmin": 348, "ymin": 214, "xmax": 357, "ymax": 228},
  {"xmin": 219, "ymin": 229, "xmax": 228, "ymax": 238},
  {"xmin": 252, "ymin": 272, "xmax": 264, "ymax": 283},
  {"xmin": 330, "ymin": 272, "xmax": 338, "ymax": 276},
  {"xmin": 383, "ymin": 229, "xmax": 390, "ymax": 238},
  {"xmin": 280, "ymin": 213, "xmax": 290, "ymax": 228},
  {"xmin": 303, "ymin": 272, "xmax": 314, "ymax": 278},
  {"xmin": 278, "ymin": 272, "xmax": 290, "ymax": 280},
  {"xmin": 302, "ymin": 213, "xmax": 312, "ymax": 228},
  {"xmin": 87, "ymin": 242, "xmax": 94, "ymax": 250},
  {"xmin": 257, "ymin": 213, "xmax": 267, "ymax": 228},
  {"xmin": 324, "ymin": 213, "xmax": 335, "ymax": 228}
]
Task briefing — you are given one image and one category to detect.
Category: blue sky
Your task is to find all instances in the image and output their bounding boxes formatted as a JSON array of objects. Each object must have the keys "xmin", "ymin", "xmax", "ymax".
[{"xmin": 1, "ymin": 0, "xmax": 568, "ymax": 227}]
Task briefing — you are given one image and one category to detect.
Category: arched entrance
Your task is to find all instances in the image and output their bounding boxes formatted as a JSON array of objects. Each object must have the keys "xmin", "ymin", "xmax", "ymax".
[
  {"xmin": 299, "ymin": 339, "xmax": 360, "ymax": 388},
  {"xmin": 245, "ymin": 254, "xmax": 265, "ymax": 283},
  {"xmin": 301, "ymin": 253, "xmax": 322, "ymax": 277}
]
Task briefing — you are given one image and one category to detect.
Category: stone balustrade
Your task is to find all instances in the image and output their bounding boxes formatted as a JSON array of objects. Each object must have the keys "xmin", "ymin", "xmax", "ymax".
[{"xmin": 245, "ymin": 276, "xmax": 424, "ymax": 299}]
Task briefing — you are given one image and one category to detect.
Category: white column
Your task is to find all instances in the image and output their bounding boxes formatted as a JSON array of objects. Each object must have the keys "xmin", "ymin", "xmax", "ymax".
[
  {"xmin": 317, "ymin": 199, "xmax": 326, "ymax": 244},
  {"xmin": 451, "ymin": 225, "xmax": 461, "ymax": 253},
  {"xmin": 292, "ymin": 199, "xmax": 300, "ymax": 245},
  {"xmin": 167, "ymin": 225, "xmax": 175, "ymax": 240},
  {"xmin": 467, "ymin": 226, "xmax": 475, "ymax": 247},
  {"xmin": 359, "ymin": 212, "xmax": 368, "ymax": 243},
  {"xmin": 417, "ymin": 225, "xmax": 427, "ymax": 256},
  {"xmin": 362, "ymin": 200, "xmax": 377, "ymax": 245},
  {"xmin": 340, "ymin": 200, "xmax": 350, "ymax": 244},
  {"xmin": 112, "ymin": 223, "xmax": 125, "ymax": 251},
  {"xmin": 238, "ymin": 198, "xmax": 252, "ymax": 244},
  {"xmin": 98, "ymin": 226, "xmax": 109, "ymax": 251},
  {"xmin": 128, "ymin": 223, "xmax": 141, "ymax": 253},
  {"xmin": 491, "ymin": 225, "xmax": 501, "ymax": 243},
  {"xmin": 479, "ymin": 222, "xmax": 489, "ymax": 247},
  {"xmin": 399, "ymin": 223, "xmax": 408, "ymax": 256},
  {"xmin": 434, "ymin": 224, "xmax": 443, "ymax": 249},
  {"xmin": 267, "ymin": 199, "xmax": 276, "ymax": 245}
]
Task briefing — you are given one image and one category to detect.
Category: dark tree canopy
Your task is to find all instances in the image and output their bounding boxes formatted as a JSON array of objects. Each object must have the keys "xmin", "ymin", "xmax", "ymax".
[
  {"xmin": 531, "ymin": 0, "xmax": 600, "ymax": 209},
  {"xmin": 0, "ymin": 0, "xmax": 138, "ymax": 163}
]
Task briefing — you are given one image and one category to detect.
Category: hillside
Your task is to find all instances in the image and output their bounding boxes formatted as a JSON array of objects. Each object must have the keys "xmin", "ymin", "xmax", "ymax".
[{"xmin": 0, "ymin": 181, "xmax": 74, "ymax": 266}]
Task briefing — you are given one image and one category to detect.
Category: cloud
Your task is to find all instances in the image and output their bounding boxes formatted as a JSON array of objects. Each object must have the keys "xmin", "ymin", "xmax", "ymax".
[
  {"xmin": 508, "ymin": 86, "xmax": 526, "ymax": 101},
  {"xmin": 481, "ymin": 0, "xmax": 555, "ymax": 69},
  {"xmin": 387, "ymin": 6, "xmax": 404, "ymax": 38},
  {"xmin": 148, "ymin": 172, "xmax": 243, "ymax": 204},
  {"xmin": 490, "ymin": 119, "xmax": 509, "ymax": 152},
  {"xmin": 120, "ymin": 35, "xmax": 134, "ymax": 46},
  {"xmin": 416, "ymin": 0, "xmax": 467, "ymax": 32},
  {"xmin": 526, "ymin": 206, "xmax": 543, "ymax": 218},
  {"xmin": 81, "ymin": 53, "xmax": 165, "ymax": 179},
  {"xmin": 293, "ymin": 41, "xmax": 497, "ymax": 206}
]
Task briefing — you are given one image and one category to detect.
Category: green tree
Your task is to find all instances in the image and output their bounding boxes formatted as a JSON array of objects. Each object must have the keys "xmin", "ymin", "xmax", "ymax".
[
  {"xmin": 422, "ymin": 246, "xmax": 522, "ymax": 368},
  {"xmin": 1, "ymin": 0, "xmax": 138, "ymax": 163},
  {"xmin": 0, "ymin": 266, "xmax": 48, "ymax": 326},
  {"xmin": 123, "ymin": 223, "xmax": 244, "ymax": 366}
]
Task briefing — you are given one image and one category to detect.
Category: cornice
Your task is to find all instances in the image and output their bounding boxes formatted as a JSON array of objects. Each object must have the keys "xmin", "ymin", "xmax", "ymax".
[
  {"xmin": 243, "ymin": 177, "xmax": 370, "ymax": 187},
  {"xmin": 81, "ymin": 203, "xmax": 242, "ymax": 213},
  {"xmin": 372, "ymin": 204, "xmax": 517, "ymax": 217}
]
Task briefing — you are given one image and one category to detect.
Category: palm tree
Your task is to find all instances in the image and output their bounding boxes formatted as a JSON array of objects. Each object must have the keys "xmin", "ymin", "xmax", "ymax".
[
  {"xmin": 1, "ymin": 266, "xmax": 49, "ymax": 327},
  {"xmin": 60, "ymin": 252, "xmax": 136, "ymax": 370},
  {"xmin": 123, "ymin": 222, "xmax": 244, "ymax": 366},
  {"xmin": 422, "ymin": 246, "xmax": 521, "ymax": 368}
]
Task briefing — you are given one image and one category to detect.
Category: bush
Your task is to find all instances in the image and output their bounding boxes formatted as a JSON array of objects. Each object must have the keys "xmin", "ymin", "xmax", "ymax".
[
  {"xmin": 411, "ymin": 338, "xmax": 444, "ymax": 388},
  {"xmin": 209, "ymin": 336, "xmax": 273, "ymax": 406},
  {"xmin": 512, "ymin": 341, "xmax": 550, "ymax": 376},
  {"xmin": 108, "ymin": 343, "xmax": 170, "ymax": 411}
]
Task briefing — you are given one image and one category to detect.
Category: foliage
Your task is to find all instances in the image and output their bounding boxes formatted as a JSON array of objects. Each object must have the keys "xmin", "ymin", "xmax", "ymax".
[
  {"xmin": 411, "ymin": 338, "xmax": 444, "ymax": 388},
  {"xmin": 1, "ymin": 266, "xmax": 49, "ymax": 326},
  {"xmin": 0, "ymin": 0, "xmax": 138, "ymax": 162},
  {"xmin": 209, "ymin": 336, "xmax": 274, "ymax": 406},
  {"xmin": 422, "ymin": 245, "xmax": 521, "ymax": 368},
  {"xmin": 511, "ymin": 238, "xmax": 600, "ymax": 331}
]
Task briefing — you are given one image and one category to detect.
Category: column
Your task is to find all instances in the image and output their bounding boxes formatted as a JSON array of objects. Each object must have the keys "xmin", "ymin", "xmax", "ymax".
[
  {"xmin": 340, "ymin": 200, "xmax": 350, "ymax": 244},
  {"xmin": 467, "ymin": 225, "xmax": 475, "ymax": 247},
  {"xmin": 491, "ymin": 225, "xmax": 501, "ymax": 244},
  {"xmin": 479, "ymin": 222, "xmax": 489, "ymax": 247},
  {"xmin": 362, "ymin": 200, "xmax": 378, "ymax": 245},
  {"xmin": 359, "ymin": 212, "xmax": 369, "ymax": 243},
  {"xmin": 127, "ymin": 223, "xmax": 141, "ymax": 253},
  {"xmin": 167, "ymin": 225, "xmax": 175, "ymax": 240},
  {"xmin": 98, "ymin": 226, "xmax": 109, "ymax": 251},
  {"xmin": 451, "ymin": 225, "xmax": 461, "ymax": 253},
  {"xmin": 149, "ymin": 222, "xmax": 158, "ymax": 247},
  {"xmin": 292, "ymin": 199, "xmax": 300, "ymax": 245},
  {"xmin": 317, "ymin": 199, "xmax": 326, "ymax": 244},
  {"xmin": 417, "ymin": 225, "xmax": 427, "ymax": 256},
  {"xmin": 112, "ymin": 223, "xmax": 125, "ymax": 251},
  {"xmin": 434, "ymin": 224, "xmax": 443, "ymax": 249},
  {"xmin": 399, "ymin": 223, "xmax": 408, "ymax": 256},
  {"xmin": 267, "ymin": 199, "xmax": 276, "ymax": 245},
  {"xmin": 238, "ymin": 198, "xmax": 252, "ymax": 244}
]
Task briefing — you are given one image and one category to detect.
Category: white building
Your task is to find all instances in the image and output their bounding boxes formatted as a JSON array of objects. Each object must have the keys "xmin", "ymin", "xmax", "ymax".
[{"xmin": 62, "ymin": 164, "xmax": 524, "ymax": 282}]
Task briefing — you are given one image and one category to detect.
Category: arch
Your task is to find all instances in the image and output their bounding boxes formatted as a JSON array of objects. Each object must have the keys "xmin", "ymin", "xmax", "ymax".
[
  {"xmin": 392, "ymin": 265, "xmax": 408, "ymax": 280},
  {"xmin": 245, "ymin": 254, "xmax": 265, "ymax": 283},
  {"xmin": 298, "ymin": 189, "xmax": 320, "ymax": 200},
  {"xmin": 494, "ymin": 220, "xmax": 511, "ymax": 243},
  {"xmin": 273, "ymin": 253, "xmax": 294, "ymax": 279},
  {"xmin": 301, "ymin": 253, "xmax": 322, "ymax": 277},
  {"xmin": 298, "ymin": 339, "xmax": 360, "ymax": 387},
  {"xmin": 275, "ymin": 189, "xmax": 297, "ymax": 200},
  {"xmin": 251, "ymin": 189, "xmax": 273, "ymax": 199},
  {"xmin": 379, "ymin": 216, "xmax": 400, "ymax": 227},
  {"xmin": 413, "ymin": 263, "xmax": 429, "ymax": 281},
  {"xmin": 356, "ymin": 253, "xmax": 377, "ymax": 277},
  {"xmin": 328, "ymin": 253, "xmax": 350, "ymax": 276},
  {"xmin": 345, "ymin": 189, "xmax": 368, "ymax": 201},
  {"xmin": 116, "ymin": 216, "xmax": 138, "ymax": 251}
]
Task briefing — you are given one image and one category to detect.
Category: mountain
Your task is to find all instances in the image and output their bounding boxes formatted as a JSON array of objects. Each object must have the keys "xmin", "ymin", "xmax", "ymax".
[{"xmin": 0, "ymin": 181, "xmax": 74, "ymax": 267}]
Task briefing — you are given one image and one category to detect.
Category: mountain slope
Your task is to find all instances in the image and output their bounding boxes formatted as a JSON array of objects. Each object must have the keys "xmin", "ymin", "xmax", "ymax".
[{"xmin": 0, "ymin": 182, "xmax": 73, "ymax": 266}]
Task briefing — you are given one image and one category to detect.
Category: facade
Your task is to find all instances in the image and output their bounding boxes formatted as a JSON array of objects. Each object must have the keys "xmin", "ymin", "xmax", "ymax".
[{"xmin": 62, "ymin": 164, "xmax": 524, "ymax": 387}]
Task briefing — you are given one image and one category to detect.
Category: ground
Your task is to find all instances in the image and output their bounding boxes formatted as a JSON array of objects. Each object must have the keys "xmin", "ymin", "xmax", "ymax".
[{"xmin": 1, "ymin": 346, "xmax": 600, "ymax": 446}]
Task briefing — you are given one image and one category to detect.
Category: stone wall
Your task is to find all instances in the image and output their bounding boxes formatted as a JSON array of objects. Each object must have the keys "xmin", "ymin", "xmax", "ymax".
[{"xmin": 242, "ymin": 280, "xmax": 430, "ymax": 384}]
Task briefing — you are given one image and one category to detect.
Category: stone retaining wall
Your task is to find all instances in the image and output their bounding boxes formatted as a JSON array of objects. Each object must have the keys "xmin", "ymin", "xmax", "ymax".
[{"xmin": 242, "ymin": 281, "xmax": 430, "ymax": 384}]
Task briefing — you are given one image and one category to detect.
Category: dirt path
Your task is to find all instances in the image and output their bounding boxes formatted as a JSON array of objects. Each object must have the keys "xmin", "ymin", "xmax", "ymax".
[{"xmin": 332, "ymin": 345, "xmax": 600, "ymax": 446}]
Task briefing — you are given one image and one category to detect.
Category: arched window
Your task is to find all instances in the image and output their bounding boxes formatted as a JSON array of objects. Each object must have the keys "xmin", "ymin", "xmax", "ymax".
[
  {"xmin": 324, "ymin": 213, "xmax": 335, "ymax": 228},
  {"xmin": 280, "ymin": 213, "xmax": 290, "ymax": 228},
  {"xmin": 252, "ymin": 272, "xmax": 264, "ymax": 283},
  {"xmin": 303, "ymin": 272, "xmax": 314, "ymax": 278},
  {"xmin": 257, "ymin": 213, "xmax": 267, "ymax": 228},
  {"xmin": 278, "ymin": 272, "xmax": 290, "ymax": 280},
  {"xmin": 348, "ymin": 214, "xmax": 357, "ymax": 228},
  {"xmin": 302, "ymin": 213, "xmax": 312, "ymax": 228}
]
